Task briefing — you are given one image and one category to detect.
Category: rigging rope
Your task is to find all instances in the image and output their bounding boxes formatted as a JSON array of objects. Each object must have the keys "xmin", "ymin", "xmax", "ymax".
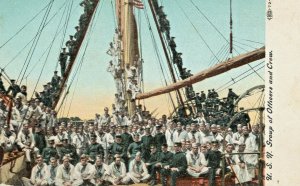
[
  {"xmin": 174, "ymin": 0, "xmax": 220, "ymax": 63},
  {"xmin": 29, "ymin": 5, "xmax": 66, "ymax": 103},
  {"xmin": 18, "ymin": 0, "xmax": 55, "ymax": 85},
  {"xmin": 233, "ymin": 39, "xmax": 258, "ymax": 50},
  {"xmin": 142, "ymin": 1, "xmax": 176, "ymax": 111},
  {"xmin": 0, "ymin": 2, "xmax": 51, "ymax": 50},
  {"xmin": 233, "ymin": 37, "xmax": 264, "ymax": 45},
  {"xmin": 110, "ymin": 0, "xmax": 117, "ymax": 28},
  {"xmin": 218, "ymin": 65, "xmax": 264, "ymax": 92},
  {"xmin": 57, "ymin": 0, "xmax": 103, "ymax": 115},
  {"xmin": 25, "ymin": 2, "xmax": 69, "ymax": 79},
  {"xmin": 208, "ymin": 43, "xmax": 229, "ymax": 67},
  {"xmin": 216, "ymin": 61, "xmax": 264, "ymax": 91},
  {"xmin": 2, "ymin": 0, "xmax": 69, "ymax": 70},
  {"xmin": 189, "ymin": 0, "xmax": 264, "ymax": 82}
]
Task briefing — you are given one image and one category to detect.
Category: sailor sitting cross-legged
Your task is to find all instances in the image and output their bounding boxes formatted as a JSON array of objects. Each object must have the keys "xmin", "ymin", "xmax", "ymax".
[
  {"xmin": 108, "ymin": 154, "xmax": 131, "ymax": 185},
  {"xmin": 48, "ymin": 157, "xmax": 59, "ymax": 186},
  {"xmin": 21, "ymin": 155, "xmax": 49, "ymax": 186},
  {"xmin": 55, "ymin": 155, "xmax": 81, "ymax": 186},
  {"xmin": 186, "ymin": 143, "xmax": 209, "ymax": 177},
  {"xmin": 91, "ymin": 155, "xmax": 111, "ymax": 186},
  {"xmin": 74, "ymin": 154, "xmax": 95, "ymax": 186},
  {"xmin": 127, "ymin": 151, "xmax": 150, "ymax": 184}
]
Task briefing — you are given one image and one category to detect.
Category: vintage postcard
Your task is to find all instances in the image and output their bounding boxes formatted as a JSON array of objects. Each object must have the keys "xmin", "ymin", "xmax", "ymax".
[{"xmin": 0, "ymin": 0, "xmax": 298, "ymax": 185}]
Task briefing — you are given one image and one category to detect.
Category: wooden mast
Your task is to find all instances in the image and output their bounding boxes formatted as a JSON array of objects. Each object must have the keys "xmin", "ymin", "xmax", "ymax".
[
  {"xmin": 136, "ymin": 46, "xmax": 265, "ymax": 100},
  {"xmin": 116, "ymin": 0, "xmax": 139, "ymax": 116}
]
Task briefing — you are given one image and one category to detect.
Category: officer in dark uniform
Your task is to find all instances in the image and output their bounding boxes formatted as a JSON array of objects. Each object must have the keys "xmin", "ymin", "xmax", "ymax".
[
  {"xmin": 0, "ymin": 73, "xmax": 6, "ymax": 93},
  {"xmin": 169, "ymin": 36, "xmax": 177, "ymax": 56},
  {"xmin": 154, "ymin": 125, "xmax": 167, "ymax": 152},
  {"xmin": 58, "ymin": 48, "xmax": 68, "ymax": 77},
  {"xmin": 212, "ymin": 89, "xmax": 219, "ymax": 98},
  {"xmin": 121, "ymin": 125, "xmax": 133, "ymax": 150},
  {"xmin": 146, "ymin": 144, "xmax": 162, "ymax": 186},
  {"xmin": 237, "ymin": 107, "xmax": 250, "ymax": 126},
  {"xmin": 157, "ymin": 143, "xmax": 173, "ymax": 172},
  {"xmin": 51, "ymin": 71, "xmax": 61, "ymax": 91},
  {"xmin": 200, "ymin": 91, "xmax": 206, "ymax": 102},
  {"xmin": 42, "ymin": 137, "xmax": 58, "ymax": 164},
  {"xmin": 80, "ymin": 0, "xmax": 94, "ymax": 14},
  {"xmin": 65, "ymin": 35, "xmax": 77, "ymax": 60},
  {"xmin": 227, "ymin": 88, "xmax": 239, "ymax": 100},
  {"xmin": 60, "ymin": 137, "xmax": 78, "ymax": 165},
  {"xmin": 33, "ymin": 124, "xmax": 47, "ymax": 155},
  {"xmin": 159, "ymin": 14, "xmax": 170, "ymax": 40},
  {"xmin": 127, "ymin": 133, "xmax": 142, "ymax": 161},
  {"xmin": 79, "ymin": 11, "xmax": 89, "ymax": 30},
  {"xmin": 108, "ymin": 134, "xmax": 126, "ymax": 164},
  {"xmin": 141, "ymin": 126, "xmax": 154, "ymax": 162},
  {"xmin": 6, "ymin": 79, "xmax": 21, "ymax": 97},
  {"xmin": 157, "ymin": 6, "xmax": 165, "ymax": 17},
  {"xmin": 160, "ymin": 142, "xmax": 187, "ymax": 186},
  {"xmin": 85, "ymin": 133, "xmax": 104, "ymax": 162},
  {"xmin": 174, "ymin": 53, "xmax": 183, "ymax": 73},
  {"xmin": 74, "ymin": 26, "xmax": 82, "ymax": 42},
  {"xmin": 194, "ymin": 93, "xmax": 202, "ymax": 112},
  {"xmin": 206, "ymin": 140, "xmax": 222, "ymax": 186}
]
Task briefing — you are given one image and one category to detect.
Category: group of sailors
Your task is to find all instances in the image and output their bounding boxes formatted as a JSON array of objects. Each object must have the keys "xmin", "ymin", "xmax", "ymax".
[
  {"xmin": 58, "ymin": 0, "xmax": 98, "ymax": 77},
  {"xmin": 0, "ymin": 99, "xmax": 261, "ymax": 186},
  {"xmin": 106, "ymin": 27, "xmax": 142, "ymax": 107}
]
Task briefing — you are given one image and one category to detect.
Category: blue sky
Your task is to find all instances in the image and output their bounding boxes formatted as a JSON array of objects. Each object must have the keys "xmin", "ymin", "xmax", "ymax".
[{"xmin": 0, "ymin": 0, "xmax": 265, "ymax": 119}]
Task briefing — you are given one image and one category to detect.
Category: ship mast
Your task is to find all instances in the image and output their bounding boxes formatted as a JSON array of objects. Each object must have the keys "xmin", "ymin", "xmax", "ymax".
[{"xmin": 116, "ymin": 0, "xmax": 140, "ymax": 116}]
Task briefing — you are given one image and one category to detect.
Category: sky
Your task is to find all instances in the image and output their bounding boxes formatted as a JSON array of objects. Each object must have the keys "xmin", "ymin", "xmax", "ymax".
[{"xmin": 0, "ymin": 0, "xmax": 265, "ymax": 119}]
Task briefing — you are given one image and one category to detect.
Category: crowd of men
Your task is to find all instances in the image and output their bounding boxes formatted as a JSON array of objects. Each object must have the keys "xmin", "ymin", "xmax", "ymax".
[
  {"xmin": 106, "ymin": 27, "xmax": 143, "ymax": 108},
  {"xmin": 0, "ymin": 93, "xmax": 261, "ymax": 186}
]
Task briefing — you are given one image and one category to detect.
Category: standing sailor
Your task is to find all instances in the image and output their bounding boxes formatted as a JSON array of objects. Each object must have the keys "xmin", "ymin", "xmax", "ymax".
[
  {"xmin": 51, "ymin": 71, "xmax": 61, "ymax": 91},
  {"xmin": 58, "ymin": 48, "xmax": 68, "ymax": 77},
  {"xmin": 6, "ymin": 79, "xmax": 21, "ymax": 97},
  {"xmin": 65, "ymin": 35, "xmax": 76, "ymax": 60}
]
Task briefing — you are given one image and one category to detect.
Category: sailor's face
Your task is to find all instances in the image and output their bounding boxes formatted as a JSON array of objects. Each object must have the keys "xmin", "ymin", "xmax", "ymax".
[
  {"xmin": 63, "ymin": 159, "xmax": 70, "ymax": 167},
  {"xmin": 211, "ymin": 127, "xmax": 217, "ymax": 133},
  {"xmin": 135, "ymin": 155, "xmax": 141, "ymax": 162},
  {"xmin": 80, "ymin": 158, "xmax": 87, "ymax": 165},
  {"xmin": 226, "ymin": 145, "xmax": 234, "ymax": 153},
  {"xmin": 191, "ymin": 125, "xmax": 196, "ymax": 131},
  {"xmin": 115, "ymin": 158, "xmax": 121, "ymax": 165},
  {"xmin": 50, "ymin": 159, "xmax": 57, "ymax": 167},
  {"xmin": 176, "ymin": 124, "xmax": 182, "ymax": 131},
  {"xmin": 192, "ymin": 146, "xmax": 198, "ymax": 153},
  {"xmin": 36, "ymin": 157, "xmax": 43, "ymax": 165},
  {"xmin": 174, "ymin": 145, "xmax": 181, "ymax": 153}
]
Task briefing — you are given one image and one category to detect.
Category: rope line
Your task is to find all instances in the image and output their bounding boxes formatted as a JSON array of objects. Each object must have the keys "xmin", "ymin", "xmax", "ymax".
[{"xmin": 0, "ymin": 2, "xmax": 51, "ymax": 49}]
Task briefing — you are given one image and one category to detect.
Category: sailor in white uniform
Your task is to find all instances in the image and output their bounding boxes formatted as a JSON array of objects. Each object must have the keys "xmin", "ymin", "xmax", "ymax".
[
  {"xmin": 127, "ymin": 151, "xmax": 150, "ymax": 183},
  {"xmin": 186, "ymin": 143, "xmax": 209, "ymax": 177}
]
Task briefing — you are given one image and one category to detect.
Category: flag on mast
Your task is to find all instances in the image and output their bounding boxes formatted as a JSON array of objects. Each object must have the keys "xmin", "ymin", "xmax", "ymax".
[{"xmin": 133, "ymin": 0, "xmax": 144, "ymax": 9}]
